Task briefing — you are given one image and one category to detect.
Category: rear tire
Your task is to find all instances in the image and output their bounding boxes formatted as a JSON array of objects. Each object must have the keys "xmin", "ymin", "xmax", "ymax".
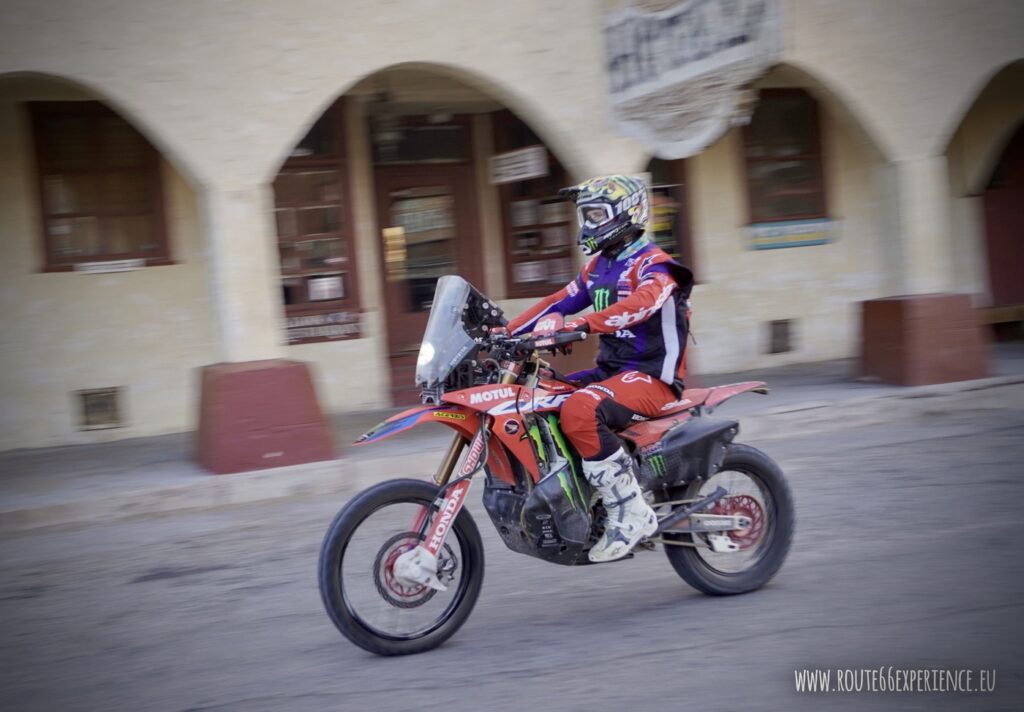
[
  {"xmin": 664, "ymin": 443, "xmax": 793, "ymax": 595},
  {"xmin": 318, "ymin": 479, "xmax": 485, "ymax": 655}
]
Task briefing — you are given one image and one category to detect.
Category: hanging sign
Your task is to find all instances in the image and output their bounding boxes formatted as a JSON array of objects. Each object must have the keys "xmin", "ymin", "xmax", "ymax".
[
  {"xmin": 490, "ymin": 146, "xmax": 549, "ymax": 185},
  {"xmin": 73, "ymin": 258, "xmax": 146, "ymax": 273},
  {"xmin": 604, "ymin": 0, "xmax": 781, "ymax": 159},
  {"xmin": 286, "ymin": 311, "xmax": 361, "ymax": 343}
]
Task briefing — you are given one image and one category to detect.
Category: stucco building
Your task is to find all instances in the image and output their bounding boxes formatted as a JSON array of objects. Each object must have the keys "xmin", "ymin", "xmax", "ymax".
[{"xmin": 1, "ymin": 0, "xmax": 1022, "ymax": 454}]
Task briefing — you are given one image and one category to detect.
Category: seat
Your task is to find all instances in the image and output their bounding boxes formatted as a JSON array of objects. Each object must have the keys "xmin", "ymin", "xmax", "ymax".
[{"xmin": 616, "ymin": 381, "xmax": 767, "ymax": 449}]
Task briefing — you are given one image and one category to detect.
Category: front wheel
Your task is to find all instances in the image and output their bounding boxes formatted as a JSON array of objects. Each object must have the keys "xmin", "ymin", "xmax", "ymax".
[
  {"xmin": 664, "ymin": 443, "xmax": 794, "ymax": 595},
  {"xmin": 318, "ymin": 479, "xmax": 485, "ymax": 655}
]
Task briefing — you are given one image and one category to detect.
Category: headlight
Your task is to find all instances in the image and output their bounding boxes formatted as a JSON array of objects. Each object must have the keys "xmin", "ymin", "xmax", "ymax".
[{"xmin": 416, "ymin": 341, "xmax": 435, "ymax": 367}]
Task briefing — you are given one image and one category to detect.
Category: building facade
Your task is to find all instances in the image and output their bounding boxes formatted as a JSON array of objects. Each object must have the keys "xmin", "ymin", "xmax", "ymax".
[{"xmin": 1, "ymin": 0, "xmax": 1022, "ymax": 450}]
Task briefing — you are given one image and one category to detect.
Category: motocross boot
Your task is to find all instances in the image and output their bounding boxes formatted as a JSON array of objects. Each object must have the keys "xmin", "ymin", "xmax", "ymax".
[{"xmin": 584, "ymin": 448, "xmax": 658, "ymax": 562}]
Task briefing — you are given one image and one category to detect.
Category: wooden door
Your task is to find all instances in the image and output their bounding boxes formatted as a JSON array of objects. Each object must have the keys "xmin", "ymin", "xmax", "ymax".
[
  {"xmin": 375, "ymin": 165, "xmax": 483, "ymax": 405},
  {"xmin": 982, "ymin": 124, "xmax": 1024, "ymax": 307}
]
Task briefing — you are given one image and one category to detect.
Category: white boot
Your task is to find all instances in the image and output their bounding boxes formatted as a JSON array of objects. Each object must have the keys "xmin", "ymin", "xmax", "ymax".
[{"xmin": 584, "ymin": 448, "xmax": 658, "ymax": 563}]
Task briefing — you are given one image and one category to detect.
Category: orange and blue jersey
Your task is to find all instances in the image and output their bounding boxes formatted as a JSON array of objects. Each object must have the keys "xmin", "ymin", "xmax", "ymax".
[{"xmin": 508, "ymin": 238, "xmax": 694, "ymax": 390}]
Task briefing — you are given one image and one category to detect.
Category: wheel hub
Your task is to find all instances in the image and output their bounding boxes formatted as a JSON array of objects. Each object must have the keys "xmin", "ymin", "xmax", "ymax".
[
  {"xmin": 373, "ymin": 532, "xmax": 457, "ymax": 608},
  {"xmin": 711, "ymin": 495, "xmax": 765, "ymax": 550}
]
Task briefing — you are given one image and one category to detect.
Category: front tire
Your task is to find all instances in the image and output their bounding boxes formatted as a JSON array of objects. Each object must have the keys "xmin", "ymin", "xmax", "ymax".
[
  {"xmin": 318, "ymin": 479, "xmax": 485, "ymax": 655},
  {"xmin": 664, "ymin": 443, "xmax": 794, "ymax": 595}
]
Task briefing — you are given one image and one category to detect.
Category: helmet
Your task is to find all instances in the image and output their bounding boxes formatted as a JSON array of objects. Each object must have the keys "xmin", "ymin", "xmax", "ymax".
[{"xmin": 560, "ymin": 175, "xmax": 649, "ymax": 256}]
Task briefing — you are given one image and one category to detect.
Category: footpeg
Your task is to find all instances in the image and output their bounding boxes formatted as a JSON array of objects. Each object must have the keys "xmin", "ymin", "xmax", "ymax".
[
  {"xmin": 393, "ymin": 544, "xmax": 447, "ymax": 591},
  {"xmin": 635, "ymin": 538, "xmax": 656, "ymax": 552},
  {"xmin": 707, "ymin": 533, "xmax": 740, "ymax": 553}
]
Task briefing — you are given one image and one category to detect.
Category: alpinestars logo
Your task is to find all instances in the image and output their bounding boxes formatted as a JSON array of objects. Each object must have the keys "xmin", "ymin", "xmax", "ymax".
[
  {"xmin": 593, "ymin": 287, "xmax": 612, "ymax": 311},
  {"xmin": 469, "ymin": 387, "xmax": 515, "ymax": 405},
  {"xmin": 603, "ymin": 282, "xmax": 675, "ymax": 329}
]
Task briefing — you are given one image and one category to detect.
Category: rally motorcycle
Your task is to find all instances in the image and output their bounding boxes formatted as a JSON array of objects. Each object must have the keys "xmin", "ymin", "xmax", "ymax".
[{"xmin": 318, "ymin": 276, "xmax": 794, "ymax": 656}]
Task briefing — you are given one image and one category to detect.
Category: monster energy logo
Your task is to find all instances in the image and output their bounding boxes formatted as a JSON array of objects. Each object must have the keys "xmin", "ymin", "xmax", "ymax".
[
  {"xmin": 593, "ymin": 287, "xmax": 612, "ymax": 311},
  {"xmin": 548, "ymin": 415, "xmax": 588, "ymax": 510},
  {"xmin": 648, "ymin": 453, "xmax": 667, "ymax": 477},
  {"xmin": 558, "ymin": 471, "xmax": 578, "ymax": 510}
]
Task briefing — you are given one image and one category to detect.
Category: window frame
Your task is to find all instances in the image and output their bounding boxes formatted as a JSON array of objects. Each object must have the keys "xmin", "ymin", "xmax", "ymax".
[
  {"xmin": 741, "ymin": 88, "xmax": 829, "ymax": 225},
  {"xmin": 29, "ymin": 101, "xmax": 170, "ymax": 272},
  {"xmin": 369, "ymin": 113, "xmax": 474, "ymax": 166},
  {"xmin": 647, "ymin": 157, "xmax": 697, "ymax": 278},
  {"xmin": 492, "ymin": 109, "xmax": 575, "ymax": 300},
  {"xmin": 273, "ymin": 100, "xmax": 363, "ymax": 344}
]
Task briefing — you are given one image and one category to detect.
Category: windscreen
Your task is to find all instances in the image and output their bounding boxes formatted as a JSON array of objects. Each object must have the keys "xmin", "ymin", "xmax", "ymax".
[{"xmin": 414, "ymin": 275, "xmax": 478, "ymax": 388}]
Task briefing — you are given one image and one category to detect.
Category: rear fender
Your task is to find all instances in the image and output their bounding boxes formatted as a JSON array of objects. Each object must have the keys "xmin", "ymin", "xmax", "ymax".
[
  {"xmin": 705, "ymin": 381, "xmax": 769, "ymax": 411},
  {"xmin": 636, "ymin": 416, "xmax": 739, "ymax": 489}
]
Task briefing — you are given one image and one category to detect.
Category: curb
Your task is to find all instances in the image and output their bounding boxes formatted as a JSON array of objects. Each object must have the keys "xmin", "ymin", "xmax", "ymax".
[
  {"xmin": 2, "ymin": 375, "xmax": 1022, "ymax": 534},
  {"xmin": 736, "ymin": 375, "xmax": 1024, "ymax": 441}
]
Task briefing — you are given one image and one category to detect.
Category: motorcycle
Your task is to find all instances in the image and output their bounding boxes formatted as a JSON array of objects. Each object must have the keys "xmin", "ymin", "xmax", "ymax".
[{"xmin": 318, "ymin": 275, "xmax": 794, "ymax": 656}]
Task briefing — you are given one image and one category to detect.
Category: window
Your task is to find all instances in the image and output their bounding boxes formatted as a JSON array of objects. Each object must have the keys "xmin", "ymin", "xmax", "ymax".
[
  {"xmin": 274, "ymin": 101, "xmax": 361, "ymax": 344},
  {"xmin": 30, "ymin": 102, "xmax": 169, "ymax": 270},
  {"xmin": 370, "ymin": 116, "xmax": 471, "ymax": 165},
  {"xmin": 493, "ymin": 110, "xmax": 575, "ymax": 299},
  {"xmin": 646, "ymin": 157, "xmax": 696, "ymax": 273},
  {"xmin": 742, "ymin": 89, "xmax": 827, "ymax": 223}
]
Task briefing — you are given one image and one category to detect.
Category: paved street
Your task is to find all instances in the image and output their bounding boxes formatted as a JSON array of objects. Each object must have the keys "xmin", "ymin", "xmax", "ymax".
[{"xmin": 2, "ymin": 400, "xmax": 1023, "ymax": 711}]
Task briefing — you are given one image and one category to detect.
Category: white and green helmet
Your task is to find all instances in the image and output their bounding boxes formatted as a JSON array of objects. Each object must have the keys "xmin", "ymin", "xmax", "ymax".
[{"xmin": 560, "ymin": 175, "xmax": 650, "ymax": 256}]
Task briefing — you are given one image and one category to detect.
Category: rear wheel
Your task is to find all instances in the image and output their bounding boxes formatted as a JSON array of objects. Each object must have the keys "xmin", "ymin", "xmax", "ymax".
[
  {"xmin": 318, "ymin": 479, "xmax": 485, "ymax": 655},
  {"xmin": 664, "ymin": 443, "xmax": 793, "ymax": 595}
]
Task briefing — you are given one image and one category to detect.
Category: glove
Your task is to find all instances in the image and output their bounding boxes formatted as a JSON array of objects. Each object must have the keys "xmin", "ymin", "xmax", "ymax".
[
  {"xmin": 564, "ymin": 318, "xmax": 589, "ymax": 333},
  {"xmin": 489, "ymin": 325, "xmax": 509, "ymax": 336}
]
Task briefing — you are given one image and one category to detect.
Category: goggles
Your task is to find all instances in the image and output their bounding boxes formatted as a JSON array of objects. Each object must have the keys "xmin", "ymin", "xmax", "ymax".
[{"xmin": 576, "ymin": 202, "xmax": 616, "ymax": 230}]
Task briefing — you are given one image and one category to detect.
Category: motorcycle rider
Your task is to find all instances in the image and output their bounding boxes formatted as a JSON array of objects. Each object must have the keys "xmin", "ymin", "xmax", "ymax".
[{"xmin": 507, "ymin": 174, "xmax": 694, "ymax": 563}]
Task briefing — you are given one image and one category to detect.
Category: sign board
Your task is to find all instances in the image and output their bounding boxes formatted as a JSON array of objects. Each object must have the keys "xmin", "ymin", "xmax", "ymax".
[
  {"xmin": 748, "ymin": 218, "xmax": 834, "ymax": 250},
  {"xmin": 490, "ymin": 146, "xmax": 549, "ymax": 185},
  {"xmin": 604, "ymin": 0, "xmax": 780, "ymax": 159},
  {"xmin": 307, "ymin": 275, "xmax": 344, "ymax": 301},
  {"xmin": 73, "ymin": 258, "xmax": 146, "ymax": 273},
  {"xmin": 286, "ymin": 310, "xmax": 361, "ymax": 343}
]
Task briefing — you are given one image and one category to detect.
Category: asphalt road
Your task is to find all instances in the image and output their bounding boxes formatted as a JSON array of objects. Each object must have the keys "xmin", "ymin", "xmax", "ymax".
[{"xmin": 2, "ymin": 401, "xmax": 1023, "ymax": 711}]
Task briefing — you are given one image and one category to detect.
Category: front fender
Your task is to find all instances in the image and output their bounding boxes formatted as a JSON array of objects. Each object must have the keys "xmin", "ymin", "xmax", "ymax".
[
  {"xmin": 354, "ymin": 404, "xmax": 517, "ymax": 486},
  {"xmin": 354, "ymin": 406, "xmax": 474, "ymax": 445}
]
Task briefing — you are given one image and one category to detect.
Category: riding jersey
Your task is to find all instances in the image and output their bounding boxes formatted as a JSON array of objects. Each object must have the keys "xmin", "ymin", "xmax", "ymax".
[{"xmin": 508, "ymin": 239, "xmax": 693, "ymax": 389}]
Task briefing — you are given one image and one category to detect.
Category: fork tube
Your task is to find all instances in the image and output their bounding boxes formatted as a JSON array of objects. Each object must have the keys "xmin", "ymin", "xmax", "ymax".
[
  {"xmin": 434, "ymin": 433, "xmax": 467, "ymax": 486},
  {"xmin": 498, "ymin": 360, "xmax": 522, "ymax": 385}
]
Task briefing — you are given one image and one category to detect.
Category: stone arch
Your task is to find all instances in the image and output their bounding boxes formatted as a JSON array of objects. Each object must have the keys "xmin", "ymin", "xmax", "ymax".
[
  {"xmin": 943, "ymin": 60, "xmax": 1024, "ymax": 196},
  {"xmin": 631, "ymin": 59, "xmax": 891, "ymax": 175},
  {"xmin": 263, "ymin": 61, "xmax": 595, "ymax": 186},
  {"xmin": 0, "ymin": 71, "xmax": 204, "ymax": 191}
]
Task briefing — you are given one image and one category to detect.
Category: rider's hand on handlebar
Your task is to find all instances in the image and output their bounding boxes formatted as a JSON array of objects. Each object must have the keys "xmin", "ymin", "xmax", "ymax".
[{"xmin": 565, "ymin": 318, "xmax": 589, "ymax": 334}]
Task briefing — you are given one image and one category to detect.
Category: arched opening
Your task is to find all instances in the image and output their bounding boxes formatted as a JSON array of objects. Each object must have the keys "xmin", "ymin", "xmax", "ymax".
[
  {"xmin": 643, "ymin": 61, "xmax": 894, "ymax": 373},
  {"xmin": 0, "ymin": 73, "xmax": 197, "ymax": 271},
  {"xmin": 0, "ymin": 72, "xmax": 210, "ymax": 448},
  {"xmin": 943, "ymin": 60, "xmax": 1024, "ymax": 321},
  {"xmin": 980, "ymin": 123, "xmax": 1024, "ymax": 325},
  {"xmin": 269, "ymin": 65, "xmax": 581, "ymax": 405}
]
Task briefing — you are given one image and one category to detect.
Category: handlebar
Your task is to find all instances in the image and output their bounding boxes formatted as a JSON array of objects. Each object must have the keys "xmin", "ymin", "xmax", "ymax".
[{"xmin": 490, "ymin": 329, "xmax": 587, "ymax": 356}]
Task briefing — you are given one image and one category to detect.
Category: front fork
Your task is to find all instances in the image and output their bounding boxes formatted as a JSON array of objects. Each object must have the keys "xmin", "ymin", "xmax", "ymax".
[{"xmin": 394, "ymin": 416, "xmax": 491, "ymax": 591}]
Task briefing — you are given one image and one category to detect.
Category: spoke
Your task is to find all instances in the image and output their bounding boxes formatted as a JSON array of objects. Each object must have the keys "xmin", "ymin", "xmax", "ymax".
[{"xmin": 340, "ymin": 499, "xmax": 465, "ymax": 639}]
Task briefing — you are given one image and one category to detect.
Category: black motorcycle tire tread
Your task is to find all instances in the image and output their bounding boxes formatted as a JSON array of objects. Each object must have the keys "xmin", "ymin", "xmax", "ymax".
[
  {"xmin": 318, "ymin": 478, "xmax": 485, "ymax": 656},
  {"xmin": 665, "ymin": 443, "xmax": 794, "ymax": 596}
]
